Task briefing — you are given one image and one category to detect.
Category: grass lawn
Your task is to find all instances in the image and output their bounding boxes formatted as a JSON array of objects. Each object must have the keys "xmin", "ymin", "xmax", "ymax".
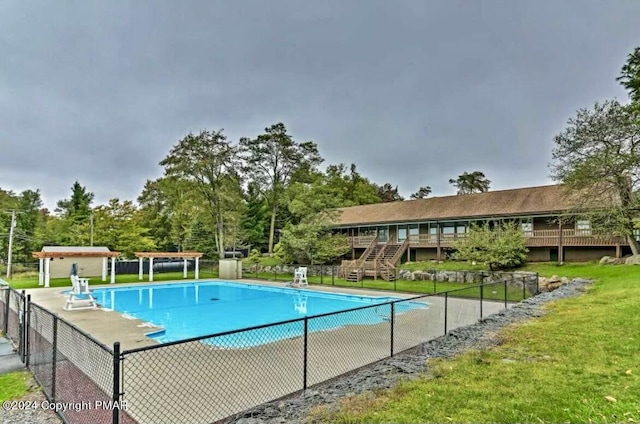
[
  {"xmin": 0, "ymin": 371, "xmax": 34, "ymax": 402},
  {"xmin": 7, "ymin": 269, "xmax": 220, "ymax": 290},
  {"xmin": 7, "ymin": 260, "xmax": 539, "ymax": 301},
  {"xmin": 308, "ymin": 262, "xmax": 640, "ymax": 423}
]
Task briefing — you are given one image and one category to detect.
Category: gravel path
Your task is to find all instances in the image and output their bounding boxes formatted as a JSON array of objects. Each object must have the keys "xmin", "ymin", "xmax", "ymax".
[{"xmin": 227, "ymin": 278, "xmax": 590, "ymax": 424}]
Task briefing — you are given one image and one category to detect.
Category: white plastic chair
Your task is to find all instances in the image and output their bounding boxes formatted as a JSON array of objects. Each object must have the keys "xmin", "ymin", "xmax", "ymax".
[{"xmin": 293, "ymin": 267, "xmax": 308, "ymax": 287}]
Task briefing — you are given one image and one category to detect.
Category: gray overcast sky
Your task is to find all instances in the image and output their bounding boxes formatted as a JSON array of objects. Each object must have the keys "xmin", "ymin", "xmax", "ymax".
[{"xmin": 1, "ymin": 1, "xmax": 639, "ymax": 210}]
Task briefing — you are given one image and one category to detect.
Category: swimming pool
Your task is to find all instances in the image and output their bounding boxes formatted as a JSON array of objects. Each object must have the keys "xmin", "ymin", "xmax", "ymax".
[{"xmin": 89, "ymin": 281, "xmax": 427, "ymax": 348}]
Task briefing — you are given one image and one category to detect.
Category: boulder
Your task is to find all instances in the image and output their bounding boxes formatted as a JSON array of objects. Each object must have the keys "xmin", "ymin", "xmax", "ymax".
[
  {"xmin": 625, "ymin": 254, "xmax": 640, "ymax": 265},
  {"xmin": 599, "ymin": 256, "xmax": 615, "ymax": 265},
  {"xmin": 538, "ymin": 277, "xmax": 550, "ymax": 292}
]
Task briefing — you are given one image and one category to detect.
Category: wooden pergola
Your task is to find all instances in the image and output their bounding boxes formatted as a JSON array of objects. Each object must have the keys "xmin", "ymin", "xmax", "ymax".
[
  {"xmin": 134, "ymin": 252, "xmax": 204, "ymax": 282},
  {"xmin": 32, "ymin": 250, "xmax": 122, "ymax": 287}
]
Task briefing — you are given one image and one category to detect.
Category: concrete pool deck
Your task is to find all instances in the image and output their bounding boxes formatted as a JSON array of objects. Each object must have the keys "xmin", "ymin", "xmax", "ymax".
[{"xmin": 24, "ymin": 278, "xmax": 510, "ymax": 424}]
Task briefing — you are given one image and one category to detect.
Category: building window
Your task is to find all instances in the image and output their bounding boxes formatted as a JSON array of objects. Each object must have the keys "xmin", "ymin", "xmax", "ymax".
[
  {"xmin": 397, "ymin": 226, "xmax": 407, "ymax": 242},
  {"xmin": 576, "ymin": 220, "xmax": 591, "ymax": 236},
  {"xmin": 409, "ymin": 224, "xmax": 419, "ymax": 242},
  {"xmin": 377, "ymin": 226, "xmax": 388, "ymax": 242},
  {"xmin": 521, "ymin": 222, "xmax": 533, "ymax": 236},
  {"xmin": 441, "ymin": 225, "xmax": 455, "ymax": 237},
  {"xmin": 359, "ymin": 227, "xmax": 376, "ymax": 237}
]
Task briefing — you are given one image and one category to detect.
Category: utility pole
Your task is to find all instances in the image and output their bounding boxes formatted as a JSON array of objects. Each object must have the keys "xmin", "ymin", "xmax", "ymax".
[
  {"xmin": 90, "ymin": 213, "xmax": 94, "ymax": 247},
  {"xmin": 6, "ymin": 210, "xmax": 16, "ymax": 279}
]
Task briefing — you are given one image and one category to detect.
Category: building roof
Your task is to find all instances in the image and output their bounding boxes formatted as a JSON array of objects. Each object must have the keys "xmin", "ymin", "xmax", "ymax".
[
  {"xmin": 332, "ymin": 184, "xmax": 584, "ymax": 227},
  {"xmin": 34, "ymin": 246, "xmax": 121, "ymax": 258},
  {"xmin": 42, "ymin": 246, "xmax": 111, "ymax": 253}
]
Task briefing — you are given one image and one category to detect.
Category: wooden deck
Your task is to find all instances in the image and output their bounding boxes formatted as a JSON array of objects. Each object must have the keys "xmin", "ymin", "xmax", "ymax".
[{"xmin": 349, "ymin": 230, "xmax": 626, "ymax": 249}]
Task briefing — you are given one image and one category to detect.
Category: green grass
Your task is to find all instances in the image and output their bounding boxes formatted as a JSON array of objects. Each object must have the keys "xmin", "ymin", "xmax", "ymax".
[
  {"xmin": 0, "ymin": 371, "xmax": 34, "ymax": 402},
  {"xmin": 7, "ymin": 270, "xmax": 220, "ymax": 290},
  {"xmin": 308, "ymin": 262, "xmax": 640, "ymax": 423},
  {"xmin": 8, "ymin": 260, "xmax": 537, "ymax": 301},
  {"xmin": 241, "ymin": 270, "xmax": 528, "ymax": 301}
]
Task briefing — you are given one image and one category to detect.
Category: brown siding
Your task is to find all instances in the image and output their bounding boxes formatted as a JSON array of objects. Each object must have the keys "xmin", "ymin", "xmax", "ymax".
[
  {"xmin": 564, "ymin": 247, "xmax": 616, "ymax": 262},
  {"xmin": 527, "ymin": 247, "xmax": 551, "ymax": 262},
  {"xmin": 415, "ymin": 248, "xmax": 438, "ymax": 261}
]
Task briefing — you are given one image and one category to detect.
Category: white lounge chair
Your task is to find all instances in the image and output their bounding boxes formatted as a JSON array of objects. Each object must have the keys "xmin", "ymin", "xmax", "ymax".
[{"xmin": 64, "ymin": 275, "xmax": 97, "ymax": 310}]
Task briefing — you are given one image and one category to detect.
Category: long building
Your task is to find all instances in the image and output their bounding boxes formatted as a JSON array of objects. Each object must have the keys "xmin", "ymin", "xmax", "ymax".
[{"xmin": 332, "ymin": 184, "xmax": 634, "ymax": 281}]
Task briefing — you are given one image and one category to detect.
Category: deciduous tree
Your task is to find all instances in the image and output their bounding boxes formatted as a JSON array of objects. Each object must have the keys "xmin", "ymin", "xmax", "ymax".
[
  {"xmin": 240, "ymin": 123, "xmax": 322, "ymax": 255},
  {"xmin": 550, "ymin": 100, "xmax": 640, "ymax": 254},
  {"xmin": 453, "ymin": 223, "xmax": 528, "ymax": 270},
  {"xmin": 160, "ymin": 129, "xmax": 242, "ymax": 259}
]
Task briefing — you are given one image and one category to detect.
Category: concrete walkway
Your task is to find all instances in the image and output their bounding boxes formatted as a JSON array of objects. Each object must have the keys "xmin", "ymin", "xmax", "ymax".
[{"xmin": 0, "ymin": 336, "xmax": 25, "ymax": 375}]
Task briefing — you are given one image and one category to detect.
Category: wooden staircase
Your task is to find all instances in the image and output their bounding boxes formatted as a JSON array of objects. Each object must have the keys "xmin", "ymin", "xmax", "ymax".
[
  {"xmin": 341, "ymin": 237, "xmax": 409, "ymax": 282},
  {"xmin": 340, "ymin": 236, "xmax": 378, "ymax": 282},
  {"xmin": 375, "ymin": 238, "xmax": 409, "ymax": 281}
]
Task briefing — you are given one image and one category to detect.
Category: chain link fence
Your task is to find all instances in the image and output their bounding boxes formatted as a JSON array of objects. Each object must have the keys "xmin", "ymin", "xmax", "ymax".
[
  {"xmin": 1, "ymin": 278, "xmax": 517, "ymax": 424},
  {"xmin": 242, "ymin": 264, "xmax": 539, "ymax": 300}
]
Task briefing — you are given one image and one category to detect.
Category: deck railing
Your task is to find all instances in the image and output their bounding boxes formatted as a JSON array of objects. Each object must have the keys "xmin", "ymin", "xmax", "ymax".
[{"xmin": 349, "ymin": 229, "xmax": 626, "ymax": 248}]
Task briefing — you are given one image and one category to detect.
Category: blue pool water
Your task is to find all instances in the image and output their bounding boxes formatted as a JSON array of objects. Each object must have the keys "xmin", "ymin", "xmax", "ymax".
[{"xmin": 88, "ymin": 281, "xmax": 426, "ymax": 347}]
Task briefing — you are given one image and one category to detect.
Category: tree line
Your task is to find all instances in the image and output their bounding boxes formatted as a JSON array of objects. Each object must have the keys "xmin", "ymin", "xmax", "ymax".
[
  {"xmin": 0, "ymin": 121, "xmax": 491, "ymax": 265},
  {"xmin": 5, "ymin": 46, "xmax": 636, "ymax": 268}
]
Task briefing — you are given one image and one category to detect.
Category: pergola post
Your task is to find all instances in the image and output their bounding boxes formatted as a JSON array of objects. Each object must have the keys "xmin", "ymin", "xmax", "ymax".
[
  {"xmin": 110, "ymin": 257, "xmax": 116, "ymax": 284},
  {"xmin": 38, "ymin": 258, "xmax": 44, "ymax": 286},
  {"xmin": 139, "ymin": 256, "xmax": 144, "ymax": 280},
  {"xmin": 195, "ymin": 257, "xmax": 199, "ymax": 280},
  {"xmin": 149, "ymin": 257, "xmax": 154, "ymax": 282},
  {"xmin": 102, "ymin": 257, "xmax": 108, "ymax": 282},
  {"xmin": 183, "ymin": 258, "xmax": 188, "ymax": 279},
  {"xmin": 44, "ymin": 258, "xmax": 51, "ymax": 288}
]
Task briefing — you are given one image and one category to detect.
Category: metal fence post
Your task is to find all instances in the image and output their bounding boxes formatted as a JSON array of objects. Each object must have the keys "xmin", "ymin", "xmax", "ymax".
[
  {"xmin": 504, "ymin": 280, "xmax": 508, "ymax": 309},
  {"xmin": 479, "ymin": 284, "xmax": 483, "ymax": 319},
  {"xmin": 25, "ymin": 294, "xmax": 31, "ymax": 367},
  {"xmin": 2, "ymin": 288, "xmax": 9, "ymax": 336},
  {"xmin": 18, "ymin": 290, "xmax": 25, "ymax": 360},
  {"xmin": 444, "ymin": 293, "xmax": 448, "ymax": 335},
  {"xmin": 303, "ymin": 317, "xmax": 308, "ymax": 391},
  {"xmin": 113, "ymin": 342, "xmax": 121, "ymax": 424},
  {"xmin": 331, "ymin": 266, "xmax": 335, "ymax": 286},
  {"xmin": 390, "ymin": 303, "xmax": 395, "ymax": 357},
  {"xmin": 320, "ymin": 265, "xmax": 324, "ymax": 284},
  {"xmin": 536, "ymin": 272, "xmax": 540, "ymax": 295},
  {"xmin": 51, "ymin": 314, "xmax": 58, "ymax": 403},
  {"xmin": 522, "ymin": 277, "xmax": 526, "ymax": 300}
]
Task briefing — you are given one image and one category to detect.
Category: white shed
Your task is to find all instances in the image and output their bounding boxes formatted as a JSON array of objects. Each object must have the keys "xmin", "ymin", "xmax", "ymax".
[{"xmin": 33, "ymin": 246, "xmax": 121, "ymax": 287}]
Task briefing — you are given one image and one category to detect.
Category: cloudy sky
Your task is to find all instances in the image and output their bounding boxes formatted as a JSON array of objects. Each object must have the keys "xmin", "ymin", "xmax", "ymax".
[{"xmin": 1, "ymin": 1, "xmax": 639, "ymax": 210}]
